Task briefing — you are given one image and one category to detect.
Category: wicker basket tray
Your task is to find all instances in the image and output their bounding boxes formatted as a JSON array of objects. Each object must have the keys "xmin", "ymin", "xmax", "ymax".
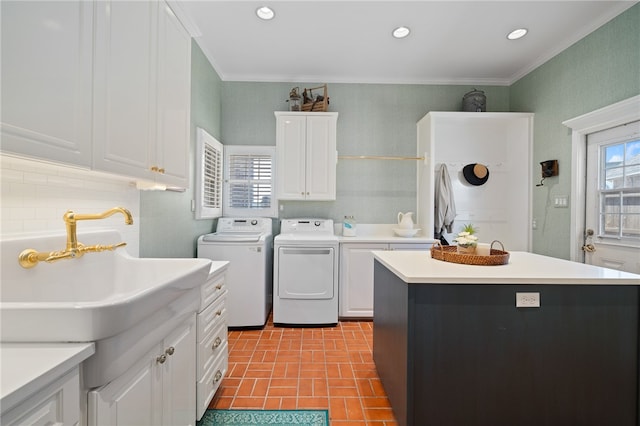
[
  {"xmin": 302, "ymin": 84, "xmax": 329, "ymax": 112},
  {"xmin": 431, "ymin": 240, "xmax": 510, "ymax": 266}
]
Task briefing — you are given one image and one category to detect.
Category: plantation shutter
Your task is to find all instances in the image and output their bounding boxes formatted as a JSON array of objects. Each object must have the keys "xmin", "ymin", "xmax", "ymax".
[
  {"xmin": 195, "ymin": 128, "xmax": 223, "ymax": 219},
  {"xmin": 224, "ymin": 146, "xmax": 276, "ymax": 217}
]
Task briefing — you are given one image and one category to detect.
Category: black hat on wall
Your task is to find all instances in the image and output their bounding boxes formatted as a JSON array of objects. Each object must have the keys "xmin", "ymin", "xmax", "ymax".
[{"xmin": 462, "ymin": 163, "xmax": 490, "ymax": 186}]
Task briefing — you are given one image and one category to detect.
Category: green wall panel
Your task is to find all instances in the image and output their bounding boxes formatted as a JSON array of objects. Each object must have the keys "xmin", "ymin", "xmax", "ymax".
[{"xmin": 510, "ymin": 4, "xmax": 640, "ymax": 259}]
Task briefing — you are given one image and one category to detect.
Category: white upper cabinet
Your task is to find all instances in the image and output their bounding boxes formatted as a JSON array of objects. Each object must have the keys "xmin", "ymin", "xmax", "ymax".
[
  {"xmin": 92, "ymin": 1, "xmax": 155, "ymax": 179},
  {"xmin": 93, "ymin": 0, "xmax": 191, "ymax": 188},
  {"xmin": 275, "ymin": 112, "xmax": 338, "ymax": 200},
  {"xmin": 155, "ymin": 3, "xmax": 192, "ymax": 187},
  {"xmin": 1, "ymin": 0, "xmax": 191, "ymax": 188},
  {"xmin": 1, "ymin": 1, "xmax": 93, "ymax": 167}
]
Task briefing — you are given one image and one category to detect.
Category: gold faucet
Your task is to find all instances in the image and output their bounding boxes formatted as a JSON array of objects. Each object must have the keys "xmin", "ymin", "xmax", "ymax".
[{"xmin": 18, "ymin": 207, "xmax": 134, "ymax": 269}]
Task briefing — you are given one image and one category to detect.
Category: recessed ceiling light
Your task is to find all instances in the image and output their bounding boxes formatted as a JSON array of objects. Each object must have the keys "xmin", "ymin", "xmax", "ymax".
[
  {"xmin": 507, "ymin": 28, "xmax": 528, "ymax": 40},
  {"xmin": 256, "ymin": 6, "xmax": 275, "ymax": 21},
  {"xmin": 392, "ymin": 26, "xmax": 411, "ymax": 39}
]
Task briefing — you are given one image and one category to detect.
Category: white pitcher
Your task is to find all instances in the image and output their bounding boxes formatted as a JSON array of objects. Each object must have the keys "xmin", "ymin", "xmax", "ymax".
[{"xmin": 397, "ymin": 212, "xmax": 414, "ymax": 229}]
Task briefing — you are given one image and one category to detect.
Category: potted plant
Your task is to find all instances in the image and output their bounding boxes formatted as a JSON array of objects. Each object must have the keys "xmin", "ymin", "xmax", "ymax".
[{"xmin": 454, "ymin": 224, "xmax": 478, "ymax": 254}]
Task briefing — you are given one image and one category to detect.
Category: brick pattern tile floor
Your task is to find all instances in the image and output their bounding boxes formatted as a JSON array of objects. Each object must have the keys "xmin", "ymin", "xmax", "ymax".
[{"xmin": 209, "ymin": 315, "xmax": 398, "ymax": 425}]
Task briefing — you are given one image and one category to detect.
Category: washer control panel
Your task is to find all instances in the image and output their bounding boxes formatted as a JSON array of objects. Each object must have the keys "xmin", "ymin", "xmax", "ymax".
[{"xmin": 216, "ymin": 217, "xmax": 272, "ymax": 234}]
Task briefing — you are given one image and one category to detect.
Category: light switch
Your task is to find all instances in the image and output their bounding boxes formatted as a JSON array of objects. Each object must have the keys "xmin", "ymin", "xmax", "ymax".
[{"xmin": 554, "ymin": 196, "xmax": 569, "ymax": 208}]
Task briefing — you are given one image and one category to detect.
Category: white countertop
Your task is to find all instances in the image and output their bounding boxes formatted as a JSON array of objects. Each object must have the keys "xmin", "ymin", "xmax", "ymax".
[
  {"xmin": 0, "ymin": 342, "xmax": 95, "ymax": 411},
  {"xmin": 336, "ymin": 224, "xmax": 437, "ymax": 244},
  {"xmin": 373, "ymin": 250, "xmax": 640, "ymax": 285}
]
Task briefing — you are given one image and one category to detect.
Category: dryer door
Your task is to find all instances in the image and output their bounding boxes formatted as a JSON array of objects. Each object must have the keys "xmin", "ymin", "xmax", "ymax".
[{"xmin": 277, "ymin": 246, "xmax": 335, "ymax": 299}]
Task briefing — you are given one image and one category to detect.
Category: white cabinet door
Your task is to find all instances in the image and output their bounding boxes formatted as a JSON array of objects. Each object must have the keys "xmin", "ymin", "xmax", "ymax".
[
  {"xmin": 162, "ymin": 316, "xmax": 196, "ymax": 426},
  {"xmin": 155, "ymin": 2, "xmax": 191, "ymax": 188},
  {"xmin": 306, "ymin": 115, "xmax": 337, "ymax": 200},
  {"xmin": 340, "ymin": 242, "xmax": 433, "ymax": 318},
  {"xmin": 275, "ymin": 112, "xmax": 338, "ymax": 200},
  {"xmin": 88, "ymin": 344, "xmax": 163, "ymax": 426},
  {"xmin": 339, "ymin": 243, "xmax": 386, "ymax": 318},
  {"xmin": 276, "ymin": 115, "xmax": 307, "ymax": 200},
  {"xmin": 88, "ymin": 316, "xmax": 196, "ymax": 426},
  {"xmin": 93, "ymin": 0, "xmax": 156, "ymax": 181},
  {"xmin": 1, "ymin": 1, "xmax": 93, "ymax": 167},
  {"xmin": 93, "ymin": 0, "xmax": 191, "ymax": 187}
]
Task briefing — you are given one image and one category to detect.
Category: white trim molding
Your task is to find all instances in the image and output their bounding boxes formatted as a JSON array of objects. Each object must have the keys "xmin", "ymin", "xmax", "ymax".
[{"xmin": 562, "ymin": 95, "xmax": 640, "ymax": 262}]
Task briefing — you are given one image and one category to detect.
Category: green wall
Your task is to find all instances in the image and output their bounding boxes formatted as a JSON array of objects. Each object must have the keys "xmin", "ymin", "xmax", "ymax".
[
  {"xmin": 139, "ymin": 41, "xmax": 222, "ymax": 257},
  {"xmin": 221, "ymin": 83, "xmax": 509, "ymax": 224},
  {"xmin": 510, "ymin": 3, "xmax": 640, "ymax": 259},
  {"xmin": 140, "ymin": 4, "xmax": 639, "ymax": 260}
]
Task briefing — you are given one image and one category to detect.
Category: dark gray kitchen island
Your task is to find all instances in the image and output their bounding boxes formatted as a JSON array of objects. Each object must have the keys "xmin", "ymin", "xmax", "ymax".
[{"xmin": 372, "ymin": 250, "xmax": 640, "ymax": 426}]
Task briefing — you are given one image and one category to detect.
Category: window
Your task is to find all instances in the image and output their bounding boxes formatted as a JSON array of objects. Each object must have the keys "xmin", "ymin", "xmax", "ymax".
[
  {"xmin": 591, "ymin": 121, "xmax": 640, "ymax": 242},
  {"xmin": 195, "ymin": 128, "xmax": 223, "ymax": 219},
  {"xmin": 223, "ymin": 145, "xmax": 276, "ymax": 217}
]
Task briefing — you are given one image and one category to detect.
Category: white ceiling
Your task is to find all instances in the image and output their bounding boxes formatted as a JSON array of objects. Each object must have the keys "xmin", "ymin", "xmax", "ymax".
[{"xmin": 171, "ymin": 1, "xmax": 637, "ymax": 86}]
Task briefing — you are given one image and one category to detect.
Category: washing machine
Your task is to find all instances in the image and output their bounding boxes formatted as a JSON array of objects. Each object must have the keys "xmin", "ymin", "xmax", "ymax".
[
  {"xmin": 273, "ymin": 219, "xmax": 339, "ymax": 326},
  {"xmin": 197, "ymin": 218, "xmax": 273, "ymax": 328}
]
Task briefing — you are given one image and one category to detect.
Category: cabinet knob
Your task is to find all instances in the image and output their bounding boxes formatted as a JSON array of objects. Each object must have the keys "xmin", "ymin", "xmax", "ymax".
[
  {"xmin": 165, "ymin": 346, "xmax": 175, "ymax": 356},
  {"xmin": 216, "ymin": 310, "xmax": 223, "ymax": 316},
  {"xmin": 156, "ymin": 354, "xmax": 167, "ymax": 364},
  {"xmin": 212, "ymin": 337, "xmax": 222, "ymax": 350},
  {"xmin": 150, "ymin": 166, "xmax": 159, "ymax": 172},
  {"xmin": 215, "ymin": 284, "xmax": 223, "ymax": 290},
  {"xmin": 214, "ymin": 370, "xmax": 223, "ymax": 383},
  {"xmin": 158, "ymin": 168, "xmax": 165, "ymax": 174}
]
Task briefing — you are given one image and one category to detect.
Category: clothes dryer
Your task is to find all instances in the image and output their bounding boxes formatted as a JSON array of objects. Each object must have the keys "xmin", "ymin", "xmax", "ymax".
[{"xmin": 273, "ymin": 219, "xmax": 339, "ymax": 326}]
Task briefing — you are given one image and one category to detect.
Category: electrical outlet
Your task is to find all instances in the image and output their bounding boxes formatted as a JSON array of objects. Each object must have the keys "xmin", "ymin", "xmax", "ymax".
[{"xmin": 516, "ymin": 292, "xmax": 540, "ymax": 308}]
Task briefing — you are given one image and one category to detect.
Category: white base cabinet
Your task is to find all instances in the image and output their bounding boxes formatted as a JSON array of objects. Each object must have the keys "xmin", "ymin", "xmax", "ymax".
[
  {"xmin": 88, "ymin": 315, "xmax": 196, "ymax": 426},
  {"xmin": 339, "ymin": 243, "xmax": 431, "ymax": 318},
  {"xmin": 196, "ymin": 264, "xmax": 229, "ymax": 420},
  {"xmin": 1, "ymin": 368, "xmax": 81, "ymax": 426}
]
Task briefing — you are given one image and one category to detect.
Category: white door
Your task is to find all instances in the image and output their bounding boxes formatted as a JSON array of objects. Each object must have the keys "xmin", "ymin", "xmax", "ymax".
[{"xmin": 584, "ymin": 120, "xmax": 640, "ymax": 273}]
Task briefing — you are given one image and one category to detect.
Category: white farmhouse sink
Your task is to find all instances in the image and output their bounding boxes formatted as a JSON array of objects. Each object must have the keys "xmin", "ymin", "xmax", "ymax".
[{"xmin": 1, "ymin": 230, "xmax": 211, "ymax": 343}]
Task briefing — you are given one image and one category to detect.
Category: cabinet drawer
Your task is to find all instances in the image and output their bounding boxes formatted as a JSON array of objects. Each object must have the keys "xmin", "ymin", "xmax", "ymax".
[
  {"xmin": 199, "ymin": 275, "xmax": 226, "ymax": 312},
  {"xmin": 197, "ymin": 321, "xmax": 228, "ymax": 380},
  {"xmin": 197, "ymin": 295, "xmax": 227, "ymax": 339},
  {"xmin": 196, "ymin": 342, "xmax": 228, "ymax": 420}
]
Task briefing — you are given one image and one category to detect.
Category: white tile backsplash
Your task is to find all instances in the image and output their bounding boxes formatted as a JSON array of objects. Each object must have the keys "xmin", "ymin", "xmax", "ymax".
[{"xmin": 1, "ymin": 155, "xmax": 141, "ymax": 256}]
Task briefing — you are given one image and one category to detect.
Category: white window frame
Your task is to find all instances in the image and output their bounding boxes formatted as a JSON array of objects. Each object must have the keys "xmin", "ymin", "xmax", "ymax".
[
  {"xmin": 563, "ymin": 95, "xmax": 640, "ymax": 261},
  {"xmin": 223, "ymin": 145, "xmax": 277, "ymax": 218},
  {"xmin": 195, "ymin": 127, "xmax": 223, "ymax": 219},
  {"xmin": 588, "ymin": 122, "xmax": 640, "ymax": 244}
]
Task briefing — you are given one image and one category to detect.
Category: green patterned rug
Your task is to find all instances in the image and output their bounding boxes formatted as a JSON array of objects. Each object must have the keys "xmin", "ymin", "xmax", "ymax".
[{"xmin": 198, "ymin": 409, "xmax": 329, "ymax": 426}]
